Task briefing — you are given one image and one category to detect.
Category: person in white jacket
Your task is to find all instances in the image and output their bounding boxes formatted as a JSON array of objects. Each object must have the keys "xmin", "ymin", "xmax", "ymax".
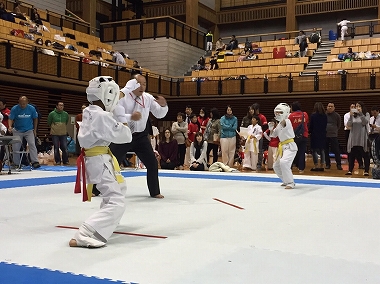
[
  {"xmin": 242, "ymin": 115, "xmax": 262, "ymax": 171},
  {"xmin": 70, "ymin": 76, "xmax": 132, "ymax": 248},
  {"xmin": 337, "ymin": 19, "xmax": 350, "ymax": 41},
  {"xmin": 190, "ymin": 132, "xmax": 208, "ymax": 171},
  {"xmin": 272, "ymin": 103, "xmax": 298, "ymax": 189}
]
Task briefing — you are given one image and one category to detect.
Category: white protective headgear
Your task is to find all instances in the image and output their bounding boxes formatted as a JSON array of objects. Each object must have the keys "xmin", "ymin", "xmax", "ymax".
[
  {"xmin": 86, "ymin": 76, "xmax": 120, "ymax": 112},
  {"xmin": 274, "ymin": 103, "xmax": 291, "ymax": 122}
]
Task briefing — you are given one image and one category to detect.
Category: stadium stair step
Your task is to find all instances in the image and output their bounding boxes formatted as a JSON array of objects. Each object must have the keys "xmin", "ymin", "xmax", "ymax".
[{"xmin": 304, "ymin": 40, "xmax": 335, "ymax": 70}]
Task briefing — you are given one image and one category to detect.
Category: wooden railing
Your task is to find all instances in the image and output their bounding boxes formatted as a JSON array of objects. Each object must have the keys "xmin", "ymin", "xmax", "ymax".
[
  {"xmin": 1, "ymin": 35, "xmax": 380, "ymax": 98},
  {"xmin": 295, "ymin": 0, "xmax": 378, "ymax": 16},
  {"xmin": 100, "ymin": 16, "xmax": 206, "ymax": 50},
  {"xmin": 220, "ymin": 27, "xmax": 322, "ymax": 42},
  {"xmin": 144, "ymin": 1, "xmax": 186, "ymax": 18}
]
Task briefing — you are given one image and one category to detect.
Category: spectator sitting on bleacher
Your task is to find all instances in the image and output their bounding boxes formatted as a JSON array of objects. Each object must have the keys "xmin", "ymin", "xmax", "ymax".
[
  {"xmin": 31, "ymin": 7, "xmax": 43, "ymax": 25},
  {"xmin": 111, "ymin": 51, "xmax": 127, "ymax": 70},
  {"xmin": 209, "ymin": 56, "xmax": 219, "ymax": 70},
  {"xmin": 196, "ymin": 56, "xmax": 206, "ymax": 70},
  {"xmin": 131, "ymin": 60, "xmax": 142, "ymax": 76},
  {"xmin": 344, "ymin": 47, "xmax": 356, "ymax": 60},
  {"xmin": 13, "ymin": 2, "xmax": 26, "ymax": 20},
  {"xmin": 243, "ymin": 38, "xmax": 252, "ymax": 54},
  {"xmin": 225, "ymin": 35, "xmax": 238, "ymax": 51},
  {"xmin": 215, "ymin": 38, "xmax": 225, "ymax": 51},
  {"xmin": 294, "ymin": 30, "xmax": 306, "ymax": 45},
  {"xmin": 0, "ymin": 2, "xmax": 15, "ymax": 22},
  {"xmin": 309, "ymin": 27, "xmax": 321, "ymax": 44}
]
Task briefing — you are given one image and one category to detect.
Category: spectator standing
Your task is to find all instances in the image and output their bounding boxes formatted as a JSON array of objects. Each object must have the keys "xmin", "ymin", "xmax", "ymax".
[
  {"xmin": 325, "ymin": 102, "xmax": 343, "ymax": 170},
  {"xmin": 252, "ymin": 103, "xmax": 268, "ymax": 170},
  {"xmin": 185, "ymin": 105, "xmax": 193, "ymax": 124},
  {"xmin": 346, "ymin": 101, "xmax": 370, "ymax": 176},
  {"xmin": 47, "ymin": 101, "xmax": 69, "ymax": 165},
  {"xmin": 171, "ymin": 112, "xmax": 187, "ymax": 170},
  {"xmin": 295, "ymin": 30, "xmax": 306, "ymax": 44},
  {"xmin": 309, "ymin": 102, "xmax": 327, "ymax": 171},
  {"xmin": 198, "ymin": 107, "xmax": 209, "ymax": 134},
  {"xmin": 337, "ymin": 19, "xmax": 350, "ymax": 42},
  {"xmin": 158, "ymin": 128, "xmax": 178, "ymax": 170},
  {"xmin": 206, "ymin": 31, "xmax": 213, "ymax": 52},
  {"xmin": 288, "ymin": 101, "xmax": 309, "ymax": 173},
  {"xmin": 344, "ymin": 103, "xmax": 363, "ymax": 168},
  {"xmin": 220, "ymin": 105, "xmax": 237, "ymax": 167},
  {"xmin": 369, "ymin": 106, "xmax": 380, "ymax": 143},
  {"xmin": 241, "ymin": 105, "xmax": 255, "ymax": 128},
  {"xmin": 0, "ymin": 98, "xmax": 10, "ymax": 165},
  {"xmin": 188, "ymin": 114, "xmax": 199, "ymax": 144},
  {"xmin": 75, "ymin": 104, "xmax": 87, "ymax": 155},
  {"xmin": 8, "ymin": 96, "xmax": 40, "ymax": 169},
  {"xmin": 205, "ymin": 108, "xmax": 221, "ymax": 165}
]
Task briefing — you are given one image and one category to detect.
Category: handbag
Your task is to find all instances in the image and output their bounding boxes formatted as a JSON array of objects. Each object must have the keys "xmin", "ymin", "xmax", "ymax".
[{"xmin": 181, "ymin": 131, "xmax": 191, "ymax": 147}]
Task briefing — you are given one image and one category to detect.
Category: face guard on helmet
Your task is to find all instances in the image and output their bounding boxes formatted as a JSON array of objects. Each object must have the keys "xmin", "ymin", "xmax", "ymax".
[
  {"xmin": 274, "ymin": 103, "xmax": 290, "ymax": 122},
  {"xmin": 86, "ymin": 76, "xmax": 120, "ymax": 112}
]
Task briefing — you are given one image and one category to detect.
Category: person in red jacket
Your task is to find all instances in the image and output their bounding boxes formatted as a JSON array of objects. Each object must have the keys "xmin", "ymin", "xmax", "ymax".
[
  {"xmin": 188, "ymin": 114, "xmax": 200, "ymax": 143},
  {"xmin": 288, "ymin": 101, "xmax": 309, "ymax": 173},
  {"xmin": 197, "ymin": 107, "xmax": 209, "ymax": 135}
]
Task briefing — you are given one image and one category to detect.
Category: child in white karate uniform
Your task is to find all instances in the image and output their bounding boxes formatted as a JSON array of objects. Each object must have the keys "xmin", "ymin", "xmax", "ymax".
[
  {"xmin": 242, "ymin": 115, "xmax": 262, "ymax": 171},
  {"xmin": 263, "ymin": 119, "xmax": 280, "ymax": 170},
  {"xmin": 272, "ymin": 103, "xmax": 298, "ymax": 189},
  {"xmin": 70, "ymin": 76, "xmax": 132, "ymax": 248}
]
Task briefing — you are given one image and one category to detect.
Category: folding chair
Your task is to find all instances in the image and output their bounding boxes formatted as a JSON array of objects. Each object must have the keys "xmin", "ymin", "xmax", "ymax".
[{"xmin": 11, "ymin": 140, "xmax": 32, "ymax": 171}]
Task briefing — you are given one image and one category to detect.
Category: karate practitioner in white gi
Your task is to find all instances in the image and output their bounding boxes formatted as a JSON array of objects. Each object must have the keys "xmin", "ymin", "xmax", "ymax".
[
  {"xmin": 272, "ymin": 103, "xmax": 298, "ymax": 189},
  {"xmin": 70, "ymin": 76, "xmax": 132, "ymax": 248}
]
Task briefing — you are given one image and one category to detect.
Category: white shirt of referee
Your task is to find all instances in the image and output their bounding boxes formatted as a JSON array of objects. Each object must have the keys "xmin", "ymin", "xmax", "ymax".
[{"xmin": 118, "ymin": 76, "xmax": 168, "ymax": 133}]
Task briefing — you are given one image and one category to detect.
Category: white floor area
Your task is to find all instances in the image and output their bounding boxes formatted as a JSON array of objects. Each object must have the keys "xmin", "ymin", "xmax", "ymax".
[{"xmin": 0, "ymin": 169, "xmax": 380, "ymax": 284}]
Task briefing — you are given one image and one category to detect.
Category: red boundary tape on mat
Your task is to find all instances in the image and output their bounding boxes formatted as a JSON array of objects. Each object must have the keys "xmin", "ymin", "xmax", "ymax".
[
  {"xmin": 213, "ymin": 198, "xmax": 245, "ymax": 210},
  {"xmin": 56, "ymin": 225, "xmax": 167, "ymax": 239}
]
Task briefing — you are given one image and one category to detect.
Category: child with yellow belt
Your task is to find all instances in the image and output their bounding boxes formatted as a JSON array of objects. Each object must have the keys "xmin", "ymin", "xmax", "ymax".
[
  {"xmin": 70, "ymin": 76, "xmax": 132, "ymax": 248},
  {"xmin": 272, "ymin": 103, "xmax": 298, "ymax": 189}
]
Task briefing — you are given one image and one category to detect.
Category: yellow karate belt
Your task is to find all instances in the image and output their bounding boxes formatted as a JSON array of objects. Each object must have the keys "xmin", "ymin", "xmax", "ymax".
[
  {"xmin": 275, "ymin": 138, "xmax": 294, "ymax": 160},
  {"xmin": 75, "ymin": 146, "xmax": 124, "ymax": 202},
  {"xmin": 244, "ymin": 136, "xmax": 258, "ymax": 154}
]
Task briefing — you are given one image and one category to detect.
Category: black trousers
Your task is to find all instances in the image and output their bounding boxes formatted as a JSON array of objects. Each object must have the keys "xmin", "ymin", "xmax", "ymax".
[
  {"xmin": 345, "ymin": 130, "xmax": 363, "ymax": 167},
  {"xmin": 325, "ymin": 137, "xmax": 342, "ymax": 167},
  {"xmin": 349, "ymin": 146, "xmax": 370, "ymax": 172},
  {"xmin": 207, "ymin": 143, "xmax": 219, "ymax": 164},
  {"xmin": 109, "ymin": 130, "xmax": 160, "ymax": 197},
  {"xmin": 177, "ymin": 143, "xmax": 186, "ymax": 166}
]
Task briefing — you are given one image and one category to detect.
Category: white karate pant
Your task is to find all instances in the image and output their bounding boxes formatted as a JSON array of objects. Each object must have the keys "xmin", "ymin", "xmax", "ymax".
[
  {"xmin": 220, "ymin": 136, "xmax": 236, "ymax": 167},
  {"xmin": 242, "ymin": 151, "xmax": 258, "ymax": 170},
  {"xmin": 267, "ymin": 146, "xmax": 278, "ymax": 169},
  {"xmin": 273, "ymin": 144, "xmax": 297, "ymax": 185},
  {"xmin": 341, "ymin": 26, "xmax": 348, "ymax": 41},
  {"xmin": 81, "ymin": 154, "xmax": 127, "ymax": 242}
]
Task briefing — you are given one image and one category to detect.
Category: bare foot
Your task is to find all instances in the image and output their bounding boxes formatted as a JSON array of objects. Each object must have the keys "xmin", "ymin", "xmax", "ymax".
[
  {"xmin": 153, "ymin": 194, "xmax": 164, "ymax": 198},
  {"xmin": 69, "ymin": 239, "xmax": 78, "ymax": 247}
]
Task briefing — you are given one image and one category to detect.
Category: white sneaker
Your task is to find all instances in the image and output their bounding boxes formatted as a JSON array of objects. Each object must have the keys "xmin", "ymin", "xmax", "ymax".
[
  {"xmin": 70, "ymin": 223, "xmax": 106, "ymax": 248},
  {"xmin": 285, "ymin": 182, "xmax": 295, "ymax": 189}
]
